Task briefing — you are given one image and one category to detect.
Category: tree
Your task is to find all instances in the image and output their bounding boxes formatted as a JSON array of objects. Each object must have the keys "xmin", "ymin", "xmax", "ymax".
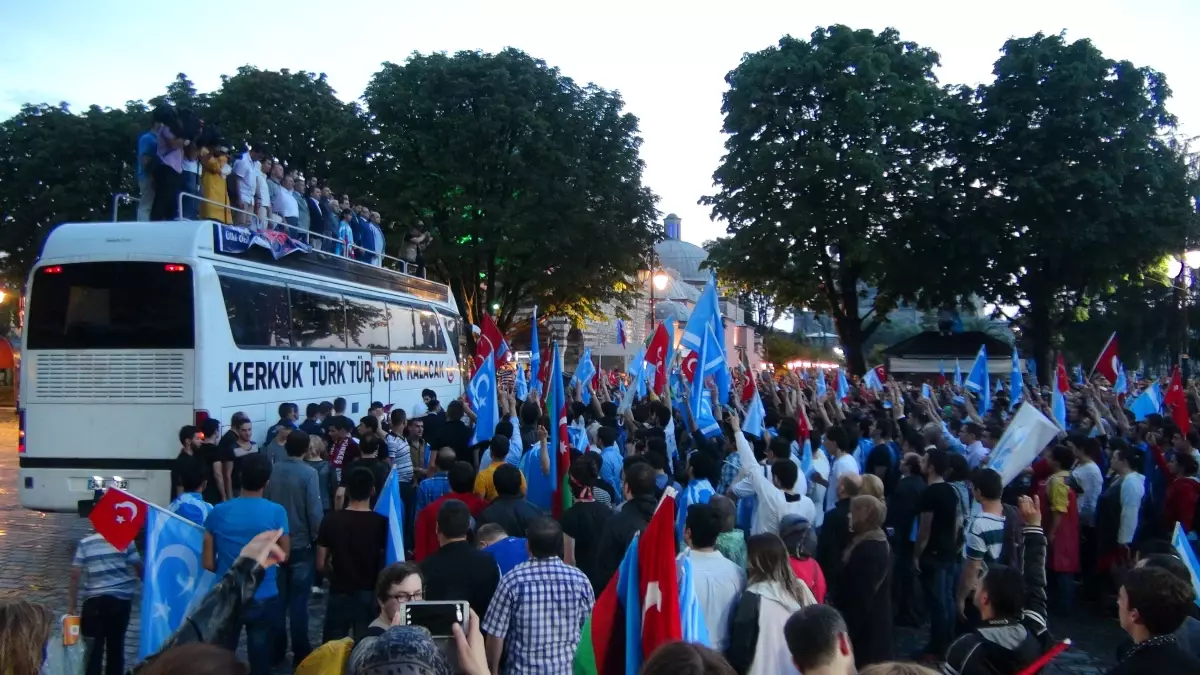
[
  {"xmin": 961, "ymin": 33, "xmax": 1199, "ymax": 384},
  {"xmin": 205, "ymin": 67, "xmax": 370, "ymax": 189},
  {"xmin": 0, "ymin": 103, "xmax": 144, "ymax": 285},
  {"xmin": 702, "ymin": 26, "xmax": 978, "ymax": 375},
  {"xmin": 762, "ymin": 331, "xmax": 837, "ymax": 368},
  {"xmin": 363, "ymin": 48, "xmax": 660, "ymax": 343}
]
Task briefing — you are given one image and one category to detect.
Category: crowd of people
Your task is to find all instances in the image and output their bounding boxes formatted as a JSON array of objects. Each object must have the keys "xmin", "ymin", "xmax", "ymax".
[
  {"xmin": 5, "ymin": 363, "xmax": 1200, "ymax": 675},
  {"xmin": 133, "ymin": 104, "xmax": 431, "ymax": 273}
]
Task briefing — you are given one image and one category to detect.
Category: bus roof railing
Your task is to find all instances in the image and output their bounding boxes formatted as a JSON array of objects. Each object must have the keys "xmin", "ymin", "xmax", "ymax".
[{"xmin": 109, "ymin": 192, "xmax": 435, "ymax": 286}]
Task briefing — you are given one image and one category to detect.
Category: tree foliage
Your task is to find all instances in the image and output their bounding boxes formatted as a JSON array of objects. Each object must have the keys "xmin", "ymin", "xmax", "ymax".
[
  {"xmin": 0, "ymin": 103, "xmax": 143, "ymax": 284},
  {"xmin": 363, "ymin": 48, "xmax": 660, "ymax": 341},
  {"xmin": 959, "ymin": 33, "xmax": 1198, "ymax": 382},
  {"xmin": 702, "ymin": 26, "xmax": 971, "ymax": 375}
]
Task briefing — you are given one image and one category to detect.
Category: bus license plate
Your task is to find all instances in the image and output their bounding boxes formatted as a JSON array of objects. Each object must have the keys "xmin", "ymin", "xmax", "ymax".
[{"xmin": 88, "ymin": 478, "xmax": 127, "ymax": 490}]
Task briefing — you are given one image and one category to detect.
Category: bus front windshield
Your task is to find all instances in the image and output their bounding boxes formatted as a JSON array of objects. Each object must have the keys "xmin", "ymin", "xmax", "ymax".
[{"xmin": 26, "ymin": 262, "xmax": 195, "ymax": 350}]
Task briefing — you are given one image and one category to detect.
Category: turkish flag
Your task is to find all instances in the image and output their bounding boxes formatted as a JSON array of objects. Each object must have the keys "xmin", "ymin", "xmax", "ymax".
[
  {"xmin": 1055, "ymin": 353, "xmax": 1071, "ymax": 394},
  {"xmin": 645, "ymin": 323, "xmax": 671, "ymax": 395},
  {"xmin": 89, "ymin": 488, "xmax": 147, "ymax": 551},
  {"xmin": 1092, "ymin": 332, "xmax": 1120, "ymax": 384},
  {"xmin": 681, "ymin": 351, "xmax": 698, "ymax": 384},
  {"xmin": 1165, "ymin": 366, "xmax": 1190, "ymax": 432},
  {"xmin": 473, "ymin": 313, "xmax": 510, "ymax": 371},
  {"xmin": 740, "ymin": 370, "xmax": 757, "ymax": 403},
  {"xmin": 638, "ymin": 492, "xmax": 681, "ymax": 659},
  {"xmin": 871, "ymin": 364, "xmax": 887, "ymax": 384}
]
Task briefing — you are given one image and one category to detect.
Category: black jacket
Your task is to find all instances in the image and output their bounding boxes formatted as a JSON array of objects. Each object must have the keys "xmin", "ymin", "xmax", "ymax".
[
  {"xmin": 420, "ymin": 540, "xmax": 500, "ymax": 619},
  {"xmin": 944, "ymin": 526, "xmax": 1050, "ymax": 675},
  {"xmin": 593, "ymin": 494, "xmax": 658, "ymax": 591},
  {"xmin": 479, "ymin": 496, "xmax": 543, "ymax": 539},
  {"xmin": 816, "ymin": 498, "xmax": 852, "ymax": 603},
  {"xmin": 432, "ymin": 420, "xmax": 474, "ymax": 464},
  {"xmin": 839, "ymin": 538, "xmax": 893, "ymax": 667},
  {"xmin": 1107, "ymin": 635, "xmax": 1200, "ymax": 674}
]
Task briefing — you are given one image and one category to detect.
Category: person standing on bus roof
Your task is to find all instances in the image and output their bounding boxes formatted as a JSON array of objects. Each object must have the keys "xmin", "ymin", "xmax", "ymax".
[
  {"xmin": 232, "ymin": 144, "xmax": 266, "ymax": 226},
  {"xmin": 334, "ymin": 209, "xmax": 355, "ymax": 258},
  {"xmin": 369, "ymin": 212, "xmax": 386, "ymax": 266}
]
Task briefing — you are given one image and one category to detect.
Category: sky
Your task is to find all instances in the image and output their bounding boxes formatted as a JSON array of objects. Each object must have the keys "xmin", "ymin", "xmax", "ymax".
[{"xmin": 2, "ymin": 0, "xmax": 1198, "ymax": 251}]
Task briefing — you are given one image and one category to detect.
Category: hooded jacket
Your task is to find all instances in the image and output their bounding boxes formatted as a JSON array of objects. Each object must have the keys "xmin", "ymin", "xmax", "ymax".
[{"xmin": 943, "ymin": 526, "xmax": 1051, "ymax": 675}]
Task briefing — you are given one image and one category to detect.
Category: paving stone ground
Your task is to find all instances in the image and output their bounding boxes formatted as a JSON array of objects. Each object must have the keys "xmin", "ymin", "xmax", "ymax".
[{"xmin": 0, "ymin": 410, "xmax": 1125, "ymax": 672}]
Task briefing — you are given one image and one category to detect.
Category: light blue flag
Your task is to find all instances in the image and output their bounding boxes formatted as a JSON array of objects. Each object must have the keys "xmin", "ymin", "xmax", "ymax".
[
  {"xmin": 375, "ymin": 467, "xmax": 406, "ymax": 563},
  {"xmin": 467, "ymin": 352, "xmax": 498, "ymax": 445},
  {"xmin": 799, "ymin": 438, "xmax": 813, "ymax": 477},
  {"xmin": 863, "ymin": 367, "xmax": 883, "ymax": 392},
  {"xmin": 689, "ymin": 324, "xmax": 723, "ymax": 437},
  {"xmin": 921, "ymin": 383, "xmax": 933, "ymax": 399},
  {"xmin": 798, "ymin": 369, "xmax": 807, "ymax": 381},
  {"xmin": 1051, "ymin": 390, "xmax": 1067, "ymax": 428},
  {"xmin": 677, "ymin": 479, "xmax": 716, "ymax": 544},
  {"xmin": 1113, "ymin": 359, "xmax": 1128, "ymax": 395},
  {"xmin": 678, "ymin": 555, "xmax": 712, "ymax": 646},
  {"xmin": 617, "ymin": 532, "xmax": 643, "ymax": 675},
  {"xmin": 1128, "ymin": 384, "xmax": 1162, "ymax": 421},
  {"xmin": 681, "ymin": 276, "xmax": 723, "ymax": 352},
  {"xmin": 529, "ymin": 306, "xmax": 541, "ymax": 396},
  {"xmin": 574, "ymin": 348, "xmax": 596, "ymax": 405},
  {"xmin": 620, "ymin": 349, "xmax": 646, "ymax": 414},
  {"xmin": 140, "ymin": 507, "xmax": 217, "ymax": 658},
  {"xmin": 1075, "ymin": 364, "xmax": 1085, "ymax": 386},
  {"xmin": 995, "ymin": 378, "xmax": 1004, "ymax": 394},
  {"xmin": 816, "ymin": 370, "xmax": 827, "ymax": 398},
  {"xmin": 1010, "ymin": 350, "xmax": 1023, "ymax": 410},
  {"xmin": 1171, "ymin": 523, "xmax": 1200, "ymax": 608},
  {"xmin": 514, "ymin": 361, "xmax": 528, "ymax": 402},
  {"xmin": 939, "ymin": 359, "xmax": 947, "ymax": 383},
  {"xmin": 954, "ymin": 359, "xmax": 964, "ymax": 388},
  {"xmin": 964, "ymin": 346, "xmax": 990, "ymax": 414},
  {"xmin": 836, "ymin": 369, "xmax": 850, "ymax": 401},
  {"xmin": 743, "ymin": 388, "xmax": 767, "ymax": 438},
  {"xmin": 1027, "ymin": 358, "xmax": 1039, "ymax": 388}
]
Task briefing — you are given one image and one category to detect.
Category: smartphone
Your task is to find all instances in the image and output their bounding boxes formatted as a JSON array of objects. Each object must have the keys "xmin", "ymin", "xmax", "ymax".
[{"xmin": 398, "ymin": 601, "xmax": 468, "ymax": 639}]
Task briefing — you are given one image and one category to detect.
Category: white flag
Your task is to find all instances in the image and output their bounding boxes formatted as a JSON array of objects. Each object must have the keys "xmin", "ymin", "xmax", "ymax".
[{"xmin": 987, "ymin": 403, "xmax": 1060, "ymax": 487}]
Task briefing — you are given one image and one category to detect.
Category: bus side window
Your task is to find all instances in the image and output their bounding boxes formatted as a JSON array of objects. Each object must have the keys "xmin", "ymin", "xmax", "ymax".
[
  {"xmin": 290, "ymin": 288, "xmax": 346, "ymax": 349},
  {"xmin": 416, "ymin": 310, "xmax": 441, "ymax": 351},
  {"xmin": 439, "ymin": 312, "xmax": 461, "ymax": 359},
  {"xmin": 346, "ymin": 298, "xmax": 389, "ymax": 351},
  {"xmin": 219, "ymin": 275, "xmax": 291, "ymax": 347},
  {"xmin": 388, "ymin": 304, "xmax": 417, "ymax": 351}
]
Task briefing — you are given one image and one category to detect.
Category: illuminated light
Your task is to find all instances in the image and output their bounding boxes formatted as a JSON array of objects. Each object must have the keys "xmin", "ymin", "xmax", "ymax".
[
  {"xmin": 43, "ymin": 266, "xmax": 63, "ymax": 274},
  {"xmin": 652, "ymin": 271, "xmax": 669, "ymax": 291},
  {"xmin": 0, "ymin": 291, "xmax": 6, "ymax": 304},
  {"xmin": 164, "ymin": 264, "xmax": 187, "ymax": 272},
  {"xmin": 491, "ymin": 303, "xmax": 500, "ymax": 311}
]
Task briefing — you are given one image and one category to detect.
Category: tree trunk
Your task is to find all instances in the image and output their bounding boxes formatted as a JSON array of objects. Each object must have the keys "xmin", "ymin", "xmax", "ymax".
[
  {"xmin": 834, "ymin": 313, "xmax": 868, "ymax": 376},
  {"xmin": 1028, "ymin": 301, "xmax": 1054, "ymax": 388}
]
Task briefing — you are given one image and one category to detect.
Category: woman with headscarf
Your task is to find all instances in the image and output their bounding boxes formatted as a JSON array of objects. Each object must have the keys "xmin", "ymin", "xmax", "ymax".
[
  {"xmin": 779, "ymin": 514, "xmax": 826, "ymax": 603},
  {"xmin": 726, "ymin": 533, "xmax": 817, "ymax": 675},
  {"xmin": 838, "ymin": 494, "xmax": 894, "ymax": 667}
]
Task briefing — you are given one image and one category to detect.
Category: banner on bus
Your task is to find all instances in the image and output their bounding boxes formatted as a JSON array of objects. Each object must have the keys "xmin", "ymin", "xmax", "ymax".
[{"xmin": 216, "ymin": 224, "xmax": 312, "ymax": 260}]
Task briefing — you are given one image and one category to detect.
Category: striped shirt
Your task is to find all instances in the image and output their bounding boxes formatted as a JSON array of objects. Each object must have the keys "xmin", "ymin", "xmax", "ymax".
[
  {"xmin": 72, "ymin": 533, "xmax": 141, "ymax": 600},
  {"xmin": 385, "ymin": 433, "xmax": 414, "ymax": 483},
  {"xmin": 964, "ymin": 511, "xmax": 1006, "ymax": 562}
]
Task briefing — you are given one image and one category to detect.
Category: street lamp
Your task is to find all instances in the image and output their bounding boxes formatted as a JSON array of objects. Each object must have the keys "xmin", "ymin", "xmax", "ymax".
[
  {"xmin": 1167, "ymin": 250, "xmax": 1200, "ymax": 382},
  {"xmin": 649, "ymin": 269, "xmax": 669, "ymax": 335}
]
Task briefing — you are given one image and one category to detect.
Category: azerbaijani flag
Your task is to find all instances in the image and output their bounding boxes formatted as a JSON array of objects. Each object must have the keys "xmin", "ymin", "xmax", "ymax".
[{"xmin": 574, "ymin": 492, "xmax": 681, "ymax": 675}]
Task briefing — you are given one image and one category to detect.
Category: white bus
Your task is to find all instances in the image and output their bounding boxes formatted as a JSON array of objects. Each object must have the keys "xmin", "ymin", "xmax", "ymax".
[{"xmin": 18, "ymin": 218, "xmax": 463, "ymax": 514}]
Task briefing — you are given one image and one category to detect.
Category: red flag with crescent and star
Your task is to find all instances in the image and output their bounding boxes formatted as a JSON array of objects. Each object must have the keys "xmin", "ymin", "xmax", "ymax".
[
  {"xmin": 89, "ymin": 488, "xmax": 147, "ymax": 550},
  {"xmin": 1165, "ymin": 366, "xmax": 1190, "ymax": 433},
  {"xmin": 1055, "ymin": 353, "xmax": 1071, "ymax": 394},
  {"xmin": 1092, "ymin": 332, "xmax": 1120, "ymax": 385},
  {"xmin": 637, "ymin": 492, "xmax": 681, "ymax": 659},
  {"xmin": 646, "ymin": 323, "xmax": 671, "ymax": 395}
]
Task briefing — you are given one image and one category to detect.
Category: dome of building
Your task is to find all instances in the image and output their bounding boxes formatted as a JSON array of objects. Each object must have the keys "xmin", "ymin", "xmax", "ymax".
[{"xmin": 655, "ymin": 238, "xmax": 710, "ymax": 283}]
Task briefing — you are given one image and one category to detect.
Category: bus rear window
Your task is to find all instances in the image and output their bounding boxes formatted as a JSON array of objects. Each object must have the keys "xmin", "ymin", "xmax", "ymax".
[{"xmin": 27, "ymin": 262, "xmax": 195, "ymax": 349}]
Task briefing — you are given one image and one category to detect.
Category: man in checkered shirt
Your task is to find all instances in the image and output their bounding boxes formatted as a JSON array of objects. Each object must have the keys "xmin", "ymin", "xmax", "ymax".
[{"xmin": 482, "ymin": 517, "xmax": 595, "ymax": 674}]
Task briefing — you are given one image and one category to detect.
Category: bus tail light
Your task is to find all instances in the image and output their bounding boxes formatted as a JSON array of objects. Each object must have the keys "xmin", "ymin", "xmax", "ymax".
[
  {"xmin": 194, "ymin": 409, "xmax": 210, "ymax": 435},
  {"xmin": 42, "ymin": 266, "xmax": 62, "ymax": 274},
  {"xmin": 17, "ymin": 409, "xmax": 25, "ymax": 454},
  {"xmin": 164, "ymin": 264, "xmax": 187, "ymax": 273}
]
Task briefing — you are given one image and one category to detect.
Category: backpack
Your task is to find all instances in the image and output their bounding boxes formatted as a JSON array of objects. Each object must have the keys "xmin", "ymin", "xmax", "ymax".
[{"xmin": 998, "ymin": 503, "xmax": 1024, "ymax": 569}]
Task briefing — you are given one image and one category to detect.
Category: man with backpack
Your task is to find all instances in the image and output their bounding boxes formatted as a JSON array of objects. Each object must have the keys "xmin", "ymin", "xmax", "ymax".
[
  {"xmin": 956, "ymin": 469, "xmax": 1023, "ymax": 625},
  {"xmin": 944, "ymin": 494, "xmax": 1051, "ymax": 675}
]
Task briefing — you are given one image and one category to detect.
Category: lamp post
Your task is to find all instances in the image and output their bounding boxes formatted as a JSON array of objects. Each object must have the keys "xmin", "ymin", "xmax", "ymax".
[
  {"xmin": 1167, "ymin": 250, "xmax": 1200, "ymax": 383},
  {"xmin": 649, "ymin": 270, "xmax": 669, "ymax": 335}
]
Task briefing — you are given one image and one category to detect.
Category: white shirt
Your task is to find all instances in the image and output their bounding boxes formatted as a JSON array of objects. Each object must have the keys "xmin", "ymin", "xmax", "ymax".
[
  {"xmin": 965, "ymin": 441, "xmax": 988, "ymax": 470},
  {"xmin": 233, "ymin": 153, "xmax": 255, "ymax": 204},
  {"xmin": 808, "ymin": 452, "xmax": 830, "ymax": 528},
  {"xmin": 1118, "ymin": 471, "xmax": 1146, "ymax": 545},
  {"xmin": 1071, "ymin": 461, "xmax": 1104, "ymax": 526},
  {"xmin": 277, "ymin": 188, "xmax": 299, "ymax": 219},
  {"xmin": 255, "ymin": 167, "xmax": 270, "ymax": 210},
  {"xmin": 735, "ymin": 432, "xmax": 816, "ymax": 534},
  {"xmin": 686, "ymin": 549, "xmax": 745, "ymax": 651},
  {"xmin": 826, "ymin": 453, "xmax": 860, "ymax": 513},
  {"xmin": 369, "ymin": 222, "xmax": 385, "ymax": 263}
]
